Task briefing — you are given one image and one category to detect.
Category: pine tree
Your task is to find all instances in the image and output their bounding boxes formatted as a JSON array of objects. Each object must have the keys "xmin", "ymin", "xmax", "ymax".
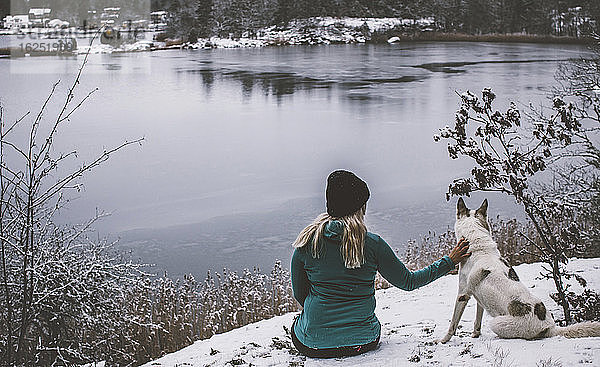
[
  {"xmin": 274, "ymin": 0, "xmax": 294, "ymax": 26},
  {"xmin": 196, "ymin": 0, "xmax": 214, "ymax": 37},
  {"xmin": 221, "ymin": 0, "xmax": 250, "ymax": 37},
  {"xmin": 463, "ymin": 0, "xmax": 494, "ymax": 34}
]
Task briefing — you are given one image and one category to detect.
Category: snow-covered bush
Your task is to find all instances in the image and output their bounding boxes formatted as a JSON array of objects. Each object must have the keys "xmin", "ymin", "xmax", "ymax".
[
  {"xmin": 556, "ymin": 289, "xmax": 600, "ymax": 323},
  {"xmin": 0, "ymin": 54, "xmax": 144, "ymax": 365},
  {"xmin": 434, "ymin": 85, "xmax": 590, "ymax": 324},
  {"xmin": 433, "ymin": 34, "xmax": 600, "ymax": 323}
]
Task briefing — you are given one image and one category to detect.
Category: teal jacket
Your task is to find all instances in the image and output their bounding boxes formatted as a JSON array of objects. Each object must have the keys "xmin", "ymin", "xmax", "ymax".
[{"xmin": 291, "ymin": 220, "xmax": 455, "ymax": 349}]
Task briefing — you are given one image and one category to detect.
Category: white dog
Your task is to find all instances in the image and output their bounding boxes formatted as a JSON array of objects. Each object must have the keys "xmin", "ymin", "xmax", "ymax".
[{"xmin": 439, "ymin": 198, "xmax": 600, "ymax": 343}]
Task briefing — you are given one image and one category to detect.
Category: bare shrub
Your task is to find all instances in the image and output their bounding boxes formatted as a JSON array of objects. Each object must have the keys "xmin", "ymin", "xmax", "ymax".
[
  {"xmin": 536, "ymin": 357, "xmax": 563, "ymax": 367},
  {"xmin": 374, "ymin": 272, "xmax": 391, "ymax": 289},
  {"xmin": 490, "ymin": 217, "xmax": 541, "ymax": 265},
  {"xmin": 486, "ymin": 341, "xmax": 514, "ymax": 367}
]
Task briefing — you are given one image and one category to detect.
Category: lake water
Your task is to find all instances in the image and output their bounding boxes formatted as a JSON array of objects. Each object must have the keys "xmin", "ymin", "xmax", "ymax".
[{"xmin": 0, "ymin": 39, "xmax": 590, "ymax": 277}]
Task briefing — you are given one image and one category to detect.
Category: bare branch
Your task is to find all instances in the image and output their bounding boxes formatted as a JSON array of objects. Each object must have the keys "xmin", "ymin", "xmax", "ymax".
[{"xmin": 34, "ymin": 138, "xmax": 144, "ymax": 207}]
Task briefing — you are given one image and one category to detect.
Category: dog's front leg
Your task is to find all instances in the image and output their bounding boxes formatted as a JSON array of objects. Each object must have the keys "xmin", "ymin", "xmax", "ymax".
[
  {"xmin": 472, "ymin": 302, "xmax": 484, "ymax": 338},
  {"xmin": 438, "ymin": 293, "xmax": 470, "ymax": 343}
]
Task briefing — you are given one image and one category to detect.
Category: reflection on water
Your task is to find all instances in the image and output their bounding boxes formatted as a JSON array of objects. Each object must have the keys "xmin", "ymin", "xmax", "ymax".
[
  {"xmin": 179, "ymin": 68, "xmax": 336, "ymax": 102},
  {"xmin": 179, "ymin": 63, "xmax": 433, "ymax": 103},
  {"xmin": 0, "ymin": 41, "xmax": 591, "ymax": 277},
  {"xmin": 414, "ymin": 58, "xmax": 577, "ymax": 73},
  {"xmin": 167, "ymin": 43, "xmax": 586, "ymax": 107}
]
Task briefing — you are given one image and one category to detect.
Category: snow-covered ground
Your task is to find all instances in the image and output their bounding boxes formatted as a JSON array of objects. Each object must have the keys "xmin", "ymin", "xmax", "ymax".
[
  {"xmin": 181, "ymin": 17, "xmax": 410, "ymax": 50},
  {"xmin": 75, "ymin": 40, "xmax": 157, "ymax": 54},
  {"xmin": 72, "ymin": 17, "xmax": 433, "ymax": 54},
  {"xmin": 142, "ymin": 258, "xmax": 600, "ymax": 366},
  {"xmin": 317, "ymin": 16, "xmax": 434, "ymax": 30}
]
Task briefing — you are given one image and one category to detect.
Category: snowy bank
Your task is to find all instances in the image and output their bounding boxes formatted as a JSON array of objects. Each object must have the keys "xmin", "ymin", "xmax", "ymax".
[
  {"xmin": 75, "ymin": 40, "xmax": 157, "ymax": 54},
  {"xmin": 196, "ymin": 17, "xmax": 433, "ymax": 47},
  {"xmin": 143, "ymin": 258, "xmax": 600, "ymax": 366},
  {"xmin": 181, "ymin": 17, "xmax": 387, "ymax": 49},
  {"xmin": 74, "ymin": 17, "xmax": 433, "ymax": 54},
  {"xmin": 62, "ymin": 17, "xmax": 585, "ymax": 55}
]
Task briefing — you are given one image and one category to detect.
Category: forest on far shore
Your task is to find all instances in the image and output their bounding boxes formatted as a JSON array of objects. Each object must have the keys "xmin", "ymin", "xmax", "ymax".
[
  {"xmin": 2, "ymin": 0, "xmax": 600, "ymax": 39},
  {"xmin": 157, "ymin": 0, "xmax": 600, "ymax": 39}
]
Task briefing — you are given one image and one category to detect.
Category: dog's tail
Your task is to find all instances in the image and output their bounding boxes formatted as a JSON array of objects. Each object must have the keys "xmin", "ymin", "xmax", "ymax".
[
  {"xmin": 489, "ymin": 315, "xmax": 547, "ymax": 339},
  {"xmin": 549, "ymin": 322, "xmax": 600, "ymax": 338},
  {"xmin": 490, "ymin": 316, "xmax": 600, "ymax": 339}
]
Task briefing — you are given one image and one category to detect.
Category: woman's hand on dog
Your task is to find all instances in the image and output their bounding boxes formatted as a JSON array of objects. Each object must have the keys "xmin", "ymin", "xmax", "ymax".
[{"xmin": 449, "ymin": 237, "xmax": 471, "ymax": 265}]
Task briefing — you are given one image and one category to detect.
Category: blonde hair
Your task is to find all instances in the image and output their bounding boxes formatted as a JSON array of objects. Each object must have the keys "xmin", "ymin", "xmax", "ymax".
[{"xmin": 292, "ymin": 205, "xmax": 367, "ymax": 269}]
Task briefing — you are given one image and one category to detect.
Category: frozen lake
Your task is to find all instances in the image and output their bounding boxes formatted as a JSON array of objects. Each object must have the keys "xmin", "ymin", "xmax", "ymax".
[{"xmin": 0, "ymin": 41, "xmax": 590, "ymax": 277}]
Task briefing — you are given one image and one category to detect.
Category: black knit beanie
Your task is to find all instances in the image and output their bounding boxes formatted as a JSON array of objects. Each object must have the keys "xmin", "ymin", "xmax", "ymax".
[{"xmin": 326, "ymin": 170, "xmax": 370, "ymax": 218}]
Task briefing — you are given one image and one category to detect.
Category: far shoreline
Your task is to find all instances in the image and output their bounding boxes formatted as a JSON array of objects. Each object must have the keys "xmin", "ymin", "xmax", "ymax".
[
  {"xmin": 0, "ymin": 26, "xmax": 593, "ymax": 58},
  {"xmin": 372, "ymin": 32, "xmax": 593, "ymax": 45}
]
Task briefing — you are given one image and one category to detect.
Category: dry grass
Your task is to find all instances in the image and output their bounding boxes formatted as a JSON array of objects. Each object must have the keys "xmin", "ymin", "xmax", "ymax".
[
  {"xmin": 401, "ymin": 217, "xmax": 544, "ymax": 271},
  {"xmin": 370, "ymin": 30, "xmax": 592, "ymax": 44},
  {"xmin": 536, "ymin": 357, "xmax": 563, "ymax": 367},
  {"xmin": 116, "ymin": 261, "xmax": 299, "ymax": 365}
]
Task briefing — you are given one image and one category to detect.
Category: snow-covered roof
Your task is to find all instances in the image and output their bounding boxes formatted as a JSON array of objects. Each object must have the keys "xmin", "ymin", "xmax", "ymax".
[
  {"xmin": 5, "ymin": 15, "xmax": 29, "ymax": 22},
  {"xmin": 151, "ymin": 11, "xmax": 167, "ymax": 16},
  {"xmin": 103, "ymin": 7, "xmax": 121, "ymax": 12},
  {"xmin": 29, "ymin": 8, "xmax": 51, "ymax": 16},
  {"xmin": 48, "ymin": 19, "xmax": 69, "ymax": 28}
]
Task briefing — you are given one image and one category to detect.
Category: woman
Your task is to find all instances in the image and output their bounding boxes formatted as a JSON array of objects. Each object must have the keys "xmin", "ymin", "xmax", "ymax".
[{"xmin": 290, "ymin": 170, "xmax": 470, "ymax": 358}]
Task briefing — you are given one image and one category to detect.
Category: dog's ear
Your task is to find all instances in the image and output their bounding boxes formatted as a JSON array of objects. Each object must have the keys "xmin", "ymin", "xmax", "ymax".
[
  {"xmin": 475, "ymin": 199, "xmax": 488, "ymax": 218},
  {"xmin": 457, "ymin": 197, "xmax": 469, "ymax": 218}
]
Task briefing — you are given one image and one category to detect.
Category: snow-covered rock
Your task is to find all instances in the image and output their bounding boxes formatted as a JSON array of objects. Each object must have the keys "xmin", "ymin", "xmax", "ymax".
[
  {"xmin": 75, "ymin": 40, "xmax": 157, "ymax": 54},
  {"xmin": 47, "ymin": 19, "xmax": 70, "ymax": 28},
  {"xmin": 143, "ymin": 258, "xmax": 600, "ymax": 366},
  {"xmin": 317, "ymin": 17, "xmax": 433, "ymax": 32},
  {"xmin": 72, "ymin": 16, "xmax": 435, "ymax": 56},
  {"xmin": 75, "ymin": 44, "xmax": 115, "ymax": 54},
  {"xmin": 186, "ymin": 37, "xmax": 267, "ymax": 49}
]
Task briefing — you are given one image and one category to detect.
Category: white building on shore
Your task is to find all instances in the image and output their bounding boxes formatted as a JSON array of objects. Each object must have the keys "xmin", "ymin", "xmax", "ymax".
[
  {"xmin": 101, "ymin": 7, "xmax": 120, "ymax": 27},
  {"xmin": 29, "ymin": 8, "xmax": 51, "ymax": 27},
  {"xmin": 3, "ymin": 15, "xmax": 30, "ymax": 29},
  {"xmin": 150, "ymin": 11, "xmax": 167, "ymax": 31}
]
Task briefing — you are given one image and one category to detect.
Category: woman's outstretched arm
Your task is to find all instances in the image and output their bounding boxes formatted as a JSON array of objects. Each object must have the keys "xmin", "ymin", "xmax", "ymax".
[
  {"xmin": 377, "ymin": 237, "xmax": 470, "ymax": 291},
  {"xmin": 291, "ymin": 248, "xmax": 309, "ymax": 306}
]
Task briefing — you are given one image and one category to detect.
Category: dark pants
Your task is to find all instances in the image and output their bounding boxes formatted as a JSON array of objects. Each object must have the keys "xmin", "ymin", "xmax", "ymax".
[{"xmin": 290, "ymin": 319, "xmax": 380, "ymax": 359}]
